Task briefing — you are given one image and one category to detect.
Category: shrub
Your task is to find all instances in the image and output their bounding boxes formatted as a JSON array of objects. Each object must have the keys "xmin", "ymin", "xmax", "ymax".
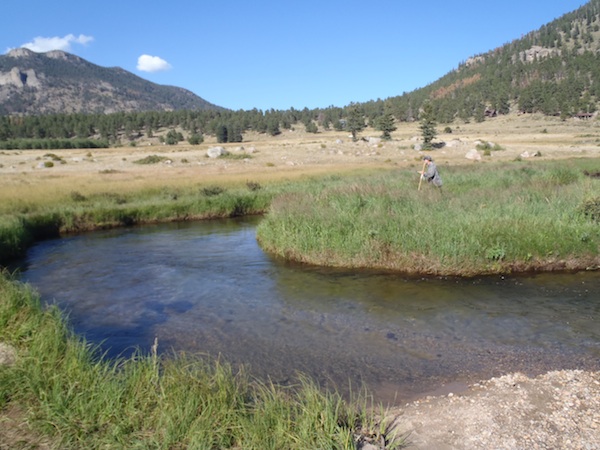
[
  {"xmin": 476, "ymin": 141, "xmax": 504, "ymax": 152},
  {"xmin": 133, "ymin": 155, "xmax": 167, "ymax": 165},
  {"xmin": 70, "ymin": 191, "xmax": 87, "ymax": 202},
  {"xmin": 546, "ymin": 167, "xmax": 579, "ymax": 186},
  {"xmin": 188, "ymin": 134, "xmax": 204, "ymax": 145},
  {"xmin": 201, "ymin": 186, "xmax": 226, "ymax": 197},
  {"xmin": 220, "ymin": 153, "xmax": 250, "ymax": 160},
  {"xmin": 581, "ymin": 197, "xmax": 600, "ymax": 222},
  {"xmin": 246, "ymin": 181, "xmax": 262, "ymax": 191}
]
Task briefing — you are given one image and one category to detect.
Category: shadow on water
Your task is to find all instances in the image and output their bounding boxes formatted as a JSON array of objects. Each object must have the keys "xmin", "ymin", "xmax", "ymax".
[{"xmin": 17, "ymin": 217, "xmax": 600, "ymax": 405}]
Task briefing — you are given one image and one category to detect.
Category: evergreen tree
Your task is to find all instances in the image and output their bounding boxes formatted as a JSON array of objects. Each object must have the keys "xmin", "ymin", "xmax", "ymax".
[
  {"xmin": 216, "ymin": 124, "xmax": 228, "ymax": 143},
  {"xmin": 419, "ymin": 101, "xmax": 437, "ymax": 150},
  {"xmin": 188, "ymin": 133, "xmax": 204, "ymax": 145},
  {"xmin": 305, "ymin": 121, "xmax": 318, "ymax": 133},
  {"xmin": 374, "ymin": 112, "xmax": 396, "ymax": 140},
  {"xmin": 267, "ymin": 118, "xmax": 280, "ymax": 136},
  {"xmin": 346, "ymin": 104, "xmax": 366, "ymax": 142},
  {"xmin": 227, "ymin": 123, "xmax": 243, "ymax": 142}
]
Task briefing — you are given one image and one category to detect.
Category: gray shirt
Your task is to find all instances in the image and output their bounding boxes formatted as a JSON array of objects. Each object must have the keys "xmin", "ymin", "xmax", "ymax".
[{"xmin": 424, "ymin": 162, "xmax": 443, "ymax": 187}]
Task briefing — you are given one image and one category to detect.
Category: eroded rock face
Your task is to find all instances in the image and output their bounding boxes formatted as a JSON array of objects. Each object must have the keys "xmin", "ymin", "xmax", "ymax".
[{"xmin": 0, "ymin": 67, "xmax": 42, "ymax": 88}]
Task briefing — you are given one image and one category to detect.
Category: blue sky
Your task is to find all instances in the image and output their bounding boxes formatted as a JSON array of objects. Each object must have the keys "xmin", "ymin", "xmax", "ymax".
[{"xmin": 2, "ymin": 0, "xmax": 589, "ymax": 111}]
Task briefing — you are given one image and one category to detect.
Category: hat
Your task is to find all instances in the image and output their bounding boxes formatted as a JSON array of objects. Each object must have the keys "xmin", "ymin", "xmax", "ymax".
[{"xmin": 423, "ymin": 155, "xmax": 432, "ymax": 161}]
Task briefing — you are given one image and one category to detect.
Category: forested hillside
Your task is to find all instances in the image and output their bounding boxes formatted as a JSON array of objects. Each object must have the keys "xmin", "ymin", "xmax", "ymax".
[
  {"xmin": 1, "ymin": 0, "xmax": 600, "ymax": 149},
  {"xmin": 381, "ymin": 0, "xmax": 600, "ymax": 123}
]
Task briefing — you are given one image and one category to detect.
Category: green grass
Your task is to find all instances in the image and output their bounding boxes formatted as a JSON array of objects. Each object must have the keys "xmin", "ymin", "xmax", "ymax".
[
  {"xmin": 2, "ymin": 157, "xmax": 600, "ymax": 447},
  {"xmin": 0, "ymin": 272, "xmax": 403, "ymax": 449},
  {"xmin": 0, "ymin": 185, "xmax": 274, "ymax": 264},
  {"xmin": 257, "ymin": 159, "xmax": 600, "ymax": 276}
]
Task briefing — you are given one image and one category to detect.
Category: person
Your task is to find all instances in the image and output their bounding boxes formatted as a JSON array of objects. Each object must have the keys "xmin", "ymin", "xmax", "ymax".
[{"xmin": 418, "ymin": 155, "xmax": 443, "ymax": 189}]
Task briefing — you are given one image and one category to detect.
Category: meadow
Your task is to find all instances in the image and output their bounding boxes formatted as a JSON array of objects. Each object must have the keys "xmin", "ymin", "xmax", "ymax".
[
  {"xmin": 1, "ymin": 113, "xmax": 600, "ymax": 447},
  {"xmin": 257, "ymin": 159, "xmax": 600, "ymax": 276}
]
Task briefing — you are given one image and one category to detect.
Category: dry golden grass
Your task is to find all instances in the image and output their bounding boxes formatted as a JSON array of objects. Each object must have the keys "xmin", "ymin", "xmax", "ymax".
[{"xmin": 1, "ymin": 113, "xmax": 599, "ymax": 211}]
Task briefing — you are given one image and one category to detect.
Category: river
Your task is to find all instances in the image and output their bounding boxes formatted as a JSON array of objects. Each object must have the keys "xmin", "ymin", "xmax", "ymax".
[{"xmin": 17, "ymin": 217, "xmax": 600, "ymax": 404}]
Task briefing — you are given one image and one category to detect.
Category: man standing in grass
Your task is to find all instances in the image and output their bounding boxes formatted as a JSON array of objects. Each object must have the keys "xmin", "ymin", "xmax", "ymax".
[{"xmin": 419, "ymin": 155, "xmax": 443, "ymax": 189}]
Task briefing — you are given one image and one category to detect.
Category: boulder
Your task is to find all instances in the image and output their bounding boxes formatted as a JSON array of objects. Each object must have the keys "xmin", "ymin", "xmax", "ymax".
[
  {"xmin": 207, "ymin": 146, "xmax": 229, "ymax": 158},
  {"xmin": 465, "ymin": 149, "xmax": 482, "ymax": 160},
  {"xmin": 446, "ymin": 139, "xmax": 462, "ymax": 148}
]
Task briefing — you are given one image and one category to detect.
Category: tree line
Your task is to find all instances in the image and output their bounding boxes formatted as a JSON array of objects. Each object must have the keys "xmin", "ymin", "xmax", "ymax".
[{"xmin": 2, "ymin": 0, "xmax": 600, "ymax": 149}]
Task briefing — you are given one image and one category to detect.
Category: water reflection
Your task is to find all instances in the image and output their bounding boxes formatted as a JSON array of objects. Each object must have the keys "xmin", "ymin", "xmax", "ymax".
[{"xmin": 18, "ymin": 218, "xmax": 600, "ymax": 404}]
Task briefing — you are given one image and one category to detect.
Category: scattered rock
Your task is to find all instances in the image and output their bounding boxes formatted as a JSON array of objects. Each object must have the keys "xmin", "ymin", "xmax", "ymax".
[
  {"xmin": 206, "ymin": 146, "xmax": 229, "ymax": 158},
  {"xmin": 465, "ymin": 149, "xmax": 481, "ymax": 160},
  {"xmin": 0, "ymin": 342, "xmax": 17, "ymax": 366},
  {"xmin": 446, "ymin": 139, "xmax": 463, "ymax": 148}
]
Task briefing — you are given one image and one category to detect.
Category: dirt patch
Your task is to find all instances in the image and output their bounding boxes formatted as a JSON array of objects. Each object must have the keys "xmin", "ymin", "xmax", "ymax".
[
  {"xmin": 0, "ymin": 405, "xmax": 53, "ymax": 450},
  {"xmin": 387, "ymin": 370, "xmax": 600, "ymax": 450}
]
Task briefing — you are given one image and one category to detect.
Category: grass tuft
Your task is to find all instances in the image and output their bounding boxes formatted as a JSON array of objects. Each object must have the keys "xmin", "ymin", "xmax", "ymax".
[{"xmin": 0, "ymin": 272, "xmax": 387, "ymax": 448}]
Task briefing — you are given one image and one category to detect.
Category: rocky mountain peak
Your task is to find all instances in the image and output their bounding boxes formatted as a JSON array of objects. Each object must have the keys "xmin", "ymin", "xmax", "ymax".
[
  {"xmin": 6, "ymin": 48, "xmax": 35, "ymax": 58},
  {"xmin": 45, "ymin": 50, "xmax": 82, "ymax": 62}
]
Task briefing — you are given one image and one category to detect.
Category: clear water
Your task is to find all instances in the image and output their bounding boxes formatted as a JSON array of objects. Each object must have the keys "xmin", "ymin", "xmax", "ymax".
[{"xmin": 18, "ymin": 217, "xmax": 600, "ymax": 404}]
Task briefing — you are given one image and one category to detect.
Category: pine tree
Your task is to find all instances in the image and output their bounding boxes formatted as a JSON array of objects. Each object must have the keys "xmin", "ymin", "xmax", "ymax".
[
  {"xmin": 419, "ymin": 102, "xmax": 437, "ymax": 150},
  {"xmin": 346, "ymin": 104, "xmax": 366, "ymax": 142},
  {"xmin": 375, "ymin": 112, "xmax": 397, "ymax": 140}
]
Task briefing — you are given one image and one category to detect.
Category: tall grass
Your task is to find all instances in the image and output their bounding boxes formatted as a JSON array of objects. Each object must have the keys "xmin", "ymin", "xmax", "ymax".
[
  {"xmin": 0, "ymin": 272, "xmax": 401, "ymax": 449},
  {"xmin": 0, "ymin": 186, "xmax": 273, "ymax": 264},
  {"xmin": 257, "ymin": 159, "xmax": 600, "ymax": 276}
]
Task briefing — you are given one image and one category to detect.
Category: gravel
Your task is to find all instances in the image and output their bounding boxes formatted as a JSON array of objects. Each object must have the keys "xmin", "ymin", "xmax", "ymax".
[{"xmin": 387, "ymin": 370, "xmax": 600, "ymax": 450}]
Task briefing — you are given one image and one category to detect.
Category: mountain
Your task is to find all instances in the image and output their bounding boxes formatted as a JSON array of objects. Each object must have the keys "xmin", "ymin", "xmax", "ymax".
[
  {"xmin": 2, "ymin": 1, "xmax": 599, "ymax": 133},
  {"xmin": 379, "ymin": 0, "xmax": 600, "ymax": 122},
  {"xmin": 0, "ymin": 48, "xmax": 223, "ymax": 115}
]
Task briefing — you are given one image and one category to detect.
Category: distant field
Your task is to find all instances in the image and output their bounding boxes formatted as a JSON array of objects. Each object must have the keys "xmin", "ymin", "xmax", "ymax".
[{"xmin": 0, "ymin": 113, "xmax": 599, "ymax": 212}]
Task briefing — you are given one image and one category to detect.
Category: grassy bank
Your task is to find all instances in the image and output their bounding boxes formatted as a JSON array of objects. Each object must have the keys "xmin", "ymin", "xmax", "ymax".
[
  {"xmin": 0, "ymin": 182, "xmax": 275, "ymax": 264},
  {"xmin": 0, "ymin": 272, "xmax": 400, "ymax": 449},
  {"xmin": 257, "ymin": 159, "xmax": 600, "ymax": 276}
]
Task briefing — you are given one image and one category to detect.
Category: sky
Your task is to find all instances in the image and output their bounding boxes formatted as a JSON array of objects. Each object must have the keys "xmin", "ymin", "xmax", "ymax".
[{"xmin": 2, "ymin": 0, "xmax": 590, "ymax": 111}]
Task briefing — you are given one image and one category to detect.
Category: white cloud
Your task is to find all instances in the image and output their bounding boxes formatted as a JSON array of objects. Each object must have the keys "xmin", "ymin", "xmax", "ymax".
[
  {"xmin": 137, "ymin": 54, "xmax": 172, "ymax": 73},
  {"xmin": 19, "ymin": 34, "xmax": 94, "ymax": 53}
]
